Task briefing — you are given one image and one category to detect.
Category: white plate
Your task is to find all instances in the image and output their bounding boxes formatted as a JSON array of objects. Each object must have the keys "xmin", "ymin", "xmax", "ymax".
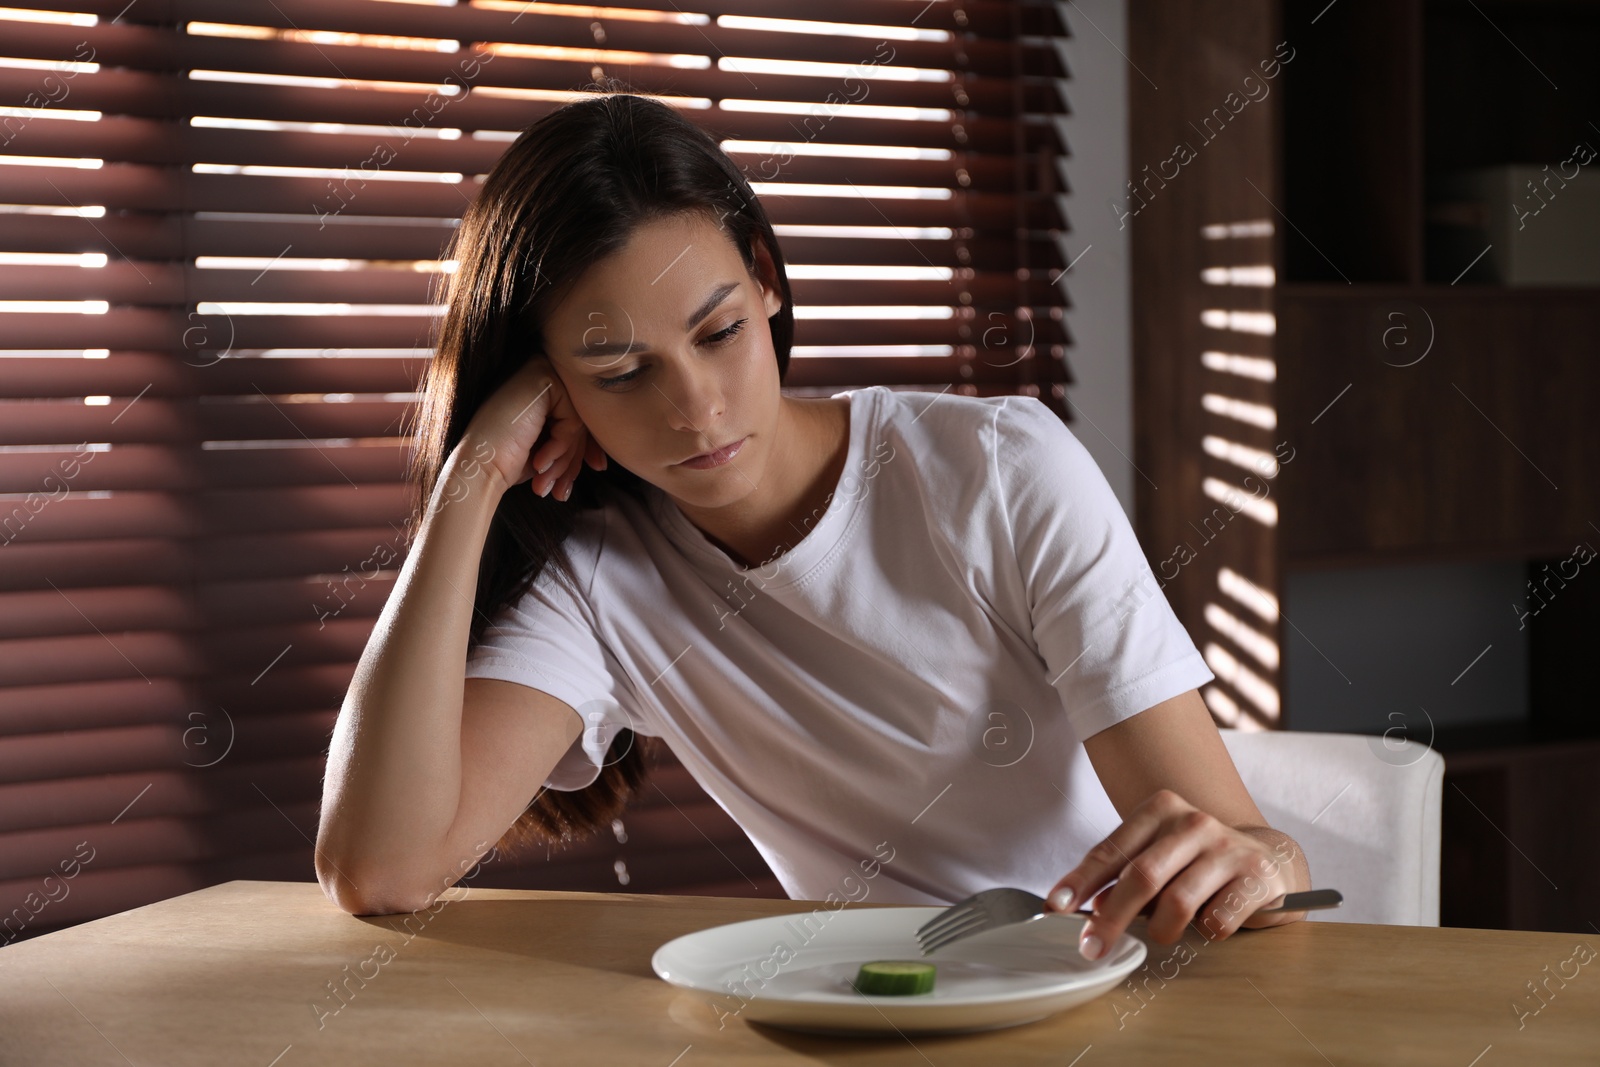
[{"xmin": 651, "ymin": 906, "xmax": 1146, "ymax": 1036}]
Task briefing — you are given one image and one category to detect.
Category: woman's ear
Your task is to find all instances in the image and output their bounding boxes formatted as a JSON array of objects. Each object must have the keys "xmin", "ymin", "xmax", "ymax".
[{"xmin": 748, "ymin": 234, "xmax": 784, "ymax": 319}]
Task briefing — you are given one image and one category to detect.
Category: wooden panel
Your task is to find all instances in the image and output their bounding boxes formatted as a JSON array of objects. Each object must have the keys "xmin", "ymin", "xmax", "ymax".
[
  {"xmin": 1440, "ymin": 765, "xmax": 1511, "ymax": 930},
  {"xmin": 1442, "ymin": 738, "xmax": 1600, "ymax": 934},
  {"xmin": 1526, "ymin": 554, "xmax": 1600, "ymax": 740},
  {"xmin": 1280, "ymin": 0, "xmax": 1423, "ymax": 283},
  {"xmin": 1275, "ymin": 286, "xmax": 1600, "ymax": 563},
  {"xmin": 1128, "ymin": 0, "xmax": 1283, "ymax": 727}
]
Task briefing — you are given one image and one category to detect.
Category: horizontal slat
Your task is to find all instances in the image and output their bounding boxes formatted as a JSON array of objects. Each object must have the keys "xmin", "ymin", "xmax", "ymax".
[
  {"xmin": 0, "ymin": 309, "xmax": 1067, "ymax": 353},
  {"xmin": 23, "ymin": 0, "xmax": 1065, "ymax": 38},
  {"xmin": 0, "ymin": 484, "xmax": 412, "ymax": 543},
  {"xmin": 0, "ymin": 575, "xmax": 399, "ymax": 651},
  {"xmin": 14, "ymin": 117, "xmax": 510, "ymax": 170},
  {"xmin": 0, "ymin": 799, "xmax": 321, "ymax": 885},
  {"xmin": 0, "ymin": 261, "xmax": 1066, "ymax": 310},
  {"xmin": 0, "ymin": 663, "xmax": 358, "ymax": 730},
  {"xmin": 9, "ymin": 135, "xmax": 1049, "ymax": 207},
  {"xmin": 6, "ymin": 107, "xmax": 1061, "ymax": 168},
  {"xmin": 3, "ymin": 68, "xmax": 1062, "ymax": 159},
  {"xmin": 0, "ymin": 526, "xmax": 424, "ymax": 589},
  {"xmin": 779, "ymin": 231, "xmax": 1070, "ymax": 271},
  {"xmin": 0, "ymin": 441, "xmax": 412, "ymax": 492},
  {"xmin": 0, "ymin": 620, "xmax": 371, "ymax": 702},
  {"xmin": 0, "ymin": 616, "xmax": 377, "ymax": 688},
  {"xmin": 0, "ymin": 63, "xmax": 1071, "ymax": 132},
  {"xmin": 0, "ymin": 586, "xmax": 231, "ymax": 646},
  {"xmin": 0, "ymin": 395, "xmax": 414, "ymax": 443},
  {"xmin": 0, "ymin": 311, "xmax": 1070, "ymax": 352},
  {"xmin": 0, "ymin": 162, "xmax": 1061, "ymax": 224},
  {"xmin": 0, "ymin": 352, "xmax": 427, "ymax": 399},
  {"xmin": 0, "ymin": 66, "xmax": 531, "ymax": 135},
  {"xmin": 0, "ymin": 262, "xmax": 448, "ymax": 307},
  {"xmin": 1, "ymin": 213, "xmax": 1063, "ymax": 267},
  {"xmin": 0, "ymin": 761, "xmax": 327, "ymax": 854},
  {"xmin": 3, "ymin": 5, "xmax": 1064, "ymax": 84},
  {"xmin": 0, "ymin": 211, "xmax": 1057, "ymax": 260},
  {"xmin": 190, "ymin": 0, "xmax": 1069, "ymax": 44},
  {"xmin": 0, "ymin": 712, "xmax": 335, "ymax": 790},
  {"xmin": 787, "ymin": 351, "xmax": 1072, "ymax": 388},
  {"xmin": 0, "ymin": 213, "xmax": 464, "ymax": 262}
]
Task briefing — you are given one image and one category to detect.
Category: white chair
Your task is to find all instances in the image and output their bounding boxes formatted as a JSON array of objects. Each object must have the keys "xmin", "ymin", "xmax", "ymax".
[{"xmin": 1218, "ymin": 729, "xmax": 1444, "ymax": 926}]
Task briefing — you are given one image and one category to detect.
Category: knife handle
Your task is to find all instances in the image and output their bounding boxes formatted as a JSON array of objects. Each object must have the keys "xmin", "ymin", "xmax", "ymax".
[{"xmin": 1259, "ymin": 888, "xmax": 1343, "ymax": 913}]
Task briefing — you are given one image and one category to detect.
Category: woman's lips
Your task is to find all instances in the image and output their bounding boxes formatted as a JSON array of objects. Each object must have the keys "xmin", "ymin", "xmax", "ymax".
[{"xmin": 676, "ymin": 435, "xmax": 748, "ymax": 469}]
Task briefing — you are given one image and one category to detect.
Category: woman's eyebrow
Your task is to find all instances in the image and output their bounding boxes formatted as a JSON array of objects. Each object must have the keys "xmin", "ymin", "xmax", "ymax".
[{"xmin": 568, "ymin": 280, "xmax": 741, "ymax": 359}]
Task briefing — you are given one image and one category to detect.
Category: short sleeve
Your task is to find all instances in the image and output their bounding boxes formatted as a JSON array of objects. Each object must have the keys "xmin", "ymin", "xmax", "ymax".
[
  {"xmin": 992, "ymin": 396, "xmax": 1214, "ymax": 742},
  {"xmin": 464, "ymin": 534, "xmax": 646, "ymax": 792}
]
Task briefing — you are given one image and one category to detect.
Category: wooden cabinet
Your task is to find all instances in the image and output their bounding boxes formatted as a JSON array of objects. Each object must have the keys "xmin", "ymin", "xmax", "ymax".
[
  {"xmin": 1128, "ymin": 0, "xmax": 1600, "ymax": 930},
  {"xmin": 1440, "ymin": 731, "xmax": 1600, "ymax": 934}
]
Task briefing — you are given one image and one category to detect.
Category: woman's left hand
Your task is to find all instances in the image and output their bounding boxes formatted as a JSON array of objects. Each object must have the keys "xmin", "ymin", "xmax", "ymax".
[{"xmin": 1042, "ymin": 788, "xmax": 1310, "ymax": 960}]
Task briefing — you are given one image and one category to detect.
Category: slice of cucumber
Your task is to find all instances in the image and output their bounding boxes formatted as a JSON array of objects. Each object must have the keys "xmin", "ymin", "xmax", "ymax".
[{"xmin": 852, "ymin": 960, "xmax": 937, "ymax": 996}]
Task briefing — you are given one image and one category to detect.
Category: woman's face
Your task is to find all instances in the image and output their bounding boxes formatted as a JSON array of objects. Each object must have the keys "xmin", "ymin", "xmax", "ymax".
[{"xmin": 538, "ymin": 211, "xmax": 786, "ymax": 509}]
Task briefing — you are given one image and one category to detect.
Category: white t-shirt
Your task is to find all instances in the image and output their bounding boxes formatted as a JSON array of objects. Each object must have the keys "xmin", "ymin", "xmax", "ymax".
[{"xmin": 463, "ymin": 385, "xmax": 1214, "ymax": 905}]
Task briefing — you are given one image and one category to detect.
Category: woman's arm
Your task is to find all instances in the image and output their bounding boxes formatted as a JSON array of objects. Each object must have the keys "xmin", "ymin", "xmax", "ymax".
[
  {"xmin": 986, "ymin": 398, "xmax": 1308, "ymax": 951},
  {"xmin": 1044, "ymin": 688, "xmax": 1313, "ymax": 956},
  {"xmin": 315, "ymin": 357, "xmax": 598, "ymax": 914},
  {"xmin": 315, "ymin": 437, "xmax": 510, "ymax": 913}
]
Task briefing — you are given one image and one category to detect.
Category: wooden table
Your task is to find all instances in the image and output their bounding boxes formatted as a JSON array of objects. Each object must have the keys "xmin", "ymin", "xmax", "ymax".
[{"xmin": 1, "ymin": 880, "xmax": 1595, "ymax": 1065}]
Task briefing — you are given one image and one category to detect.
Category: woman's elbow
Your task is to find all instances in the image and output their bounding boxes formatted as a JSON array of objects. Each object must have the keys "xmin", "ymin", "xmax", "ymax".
[{"xmin": 317, "ymin": 856, "xmax": 429, "ymax": 916}]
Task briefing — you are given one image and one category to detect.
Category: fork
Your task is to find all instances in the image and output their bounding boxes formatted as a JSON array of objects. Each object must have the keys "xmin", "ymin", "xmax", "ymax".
[{"xmin": 914, "ymin": 886, "xmax": 1344, "ymax": 956}]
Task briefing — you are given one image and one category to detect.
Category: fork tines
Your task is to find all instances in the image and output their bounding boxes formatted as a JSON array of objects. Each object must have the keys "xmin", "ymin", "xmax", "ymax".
[
  {"xmin": 913, "ymin": 888, "xmax": 1049, "ymax": 956},
  {"xmin": 913, "ymin": 904, "xmax": 986, "ymax": 956}
]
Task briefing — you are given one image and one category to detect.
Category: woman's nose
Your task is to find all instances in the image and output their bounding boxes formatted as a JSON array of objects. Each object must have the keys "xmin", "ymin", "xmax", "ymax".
[{"xmin": 659, "ymin": 360, "xmax": 725, "ymax": 434}]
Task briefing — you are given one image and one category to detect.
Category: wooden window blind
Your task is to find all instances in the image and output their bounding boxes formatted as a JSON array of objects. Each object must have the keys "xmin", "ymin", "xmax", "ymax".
[{"xmin": 0, "ymin": 0, "xmax": 1072, "ymax": 942}]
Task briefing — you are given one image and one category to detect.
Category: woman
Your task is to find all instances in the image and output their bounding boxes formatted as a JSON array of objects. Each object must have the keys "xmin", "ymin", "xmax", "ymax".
[{"xmin": 315, "ymin": 92, "xmax": 1311, "ymax": 962}]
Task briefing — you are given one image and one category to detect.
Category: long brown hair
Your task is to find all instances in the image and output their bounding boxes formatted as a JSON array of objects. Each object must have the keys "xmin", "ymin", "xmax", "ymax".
[{"xmin": 400, "ymin": 90, "xmax": 795, "ymax": 859}]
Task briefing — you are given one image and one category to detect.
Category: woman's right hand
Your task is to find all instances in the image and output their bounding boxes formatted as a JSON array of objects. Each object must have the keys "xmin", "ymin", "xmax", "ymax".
[{"xmin": 460, "ymin": 355, "xmax": 607, "ymax": 501}]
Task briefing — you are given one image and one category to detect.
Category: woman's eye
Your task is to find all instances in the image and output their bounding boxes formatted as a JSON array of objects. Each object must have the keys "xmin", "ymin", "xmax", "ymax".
[
  {"xmin": 706, "ymin": 317, "xmax": 748, "ymax": 346},
  {"xmin": 594, "ymin": 319, "xmax": 748, "ymax": 390},
  {"xmin": 596, "ymin": 367, "xmax": 643, "ymax": 390}
]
